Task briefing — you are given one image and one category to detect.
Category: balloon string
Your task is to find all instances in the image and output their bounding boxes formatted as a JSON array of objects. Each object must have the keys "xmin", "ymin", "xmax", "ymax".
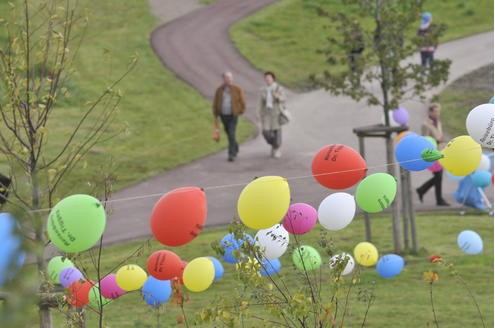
[{"xmin": 26, "ymin": 145, "xmax": 486, "ymax": 214}]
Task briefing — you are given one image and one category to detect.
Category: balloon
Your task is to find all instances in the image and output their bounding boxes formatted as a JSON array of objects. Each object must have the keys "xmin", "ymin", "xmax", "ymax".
[
  {"xmin": 395, "ymin": 136, "xmax": 434, "ymax": 171},
  {"xmin": 220, "ymin": 233, "xmax": 254, "ymax": 264},
  {"xmin": 260, "ymin": 258, "xmax": 282, "ymax": 276},
  {"xmin": 392, "ymin": 107, "xmax": 409, "ymax": 125},
  {"xmin": 141, "ymin": 276, "xmax": 172, "ymax": 307},
  {"xmin": 59, "ymin": 267, "xmax": 83, "ymax": 288},
  {"xmin": 471, "ymin": 171, "xmax": 491, "ymax": 188},
  {"xmin": 67, "ymin": 279, "xmax": 93, "ymax": 307},
  {"xmin": 457, "ymin": 230, "xmax": 483, "ymax": 255},
  {"xmin": 147, "ymin": 250, "xmax": 182, "ymax": 281},
  {"xmin": 353, "ymin": 242, "xmax": 379, "ymax": 267},
  {"xmin": 206, "ymin": 257, "xmax": 224, "ymax": 280},
  {"xmin": 424, "ymin": 136, "xmax": 438, "ymax": 149},
  {"xmin": 427, "ymin": 161, "xmax": 443, "ymax": 173},
  {"xmin": 100, "ymin": 274, "xmax": 126, "ymax": 299},
  {"xmin": 465, "ymin": 103, "xmax": 494, "ymax": 148},
  {"xmin": 116, "ymin": 264, "xmax": 147, "ymax": 291},
  {"xmin": 183, "ymin": 257, "xmax": 215, "ymax": 292},
  {"xmin": 386, "ymin": 111, "xmax": 400, "ymax": 127},
  {"xmin": 173, "ymin": 261, "xmax": 188, "ymax": 285},
  {"xmin": 237, "ymin": 176, "xmax": 290, "ymax": 230},
  {"xmin": 318, "ymin": 192, "xmax": 356, "ymax": 231},
  {"xmin": 439, "ymin": 136, "xmax": 482, "ymax": 176},
  {"xmin": 329, "ymin": 253, "xmax": 355, "ymax": 276},
  {"xmin": 355, "ymin": 173, "xmax": 397, "ymax": 213},
  {"xmin": 150, "ymin": 187, "xmax": 207, "ymax": 247},
  {"xmin": 489, "ymin": 97, "xmax": 494, "ymax": 104},
  {"xmin": 446, "ymin": 172, "xmax": 465, "ymax": 181},
  {"xmin": 282, "ymin": 203, "xmax": 318, "ymax": 235},
  {"xmin": 477, "ymin": 154, "xmax": 491, "ymax": 171},
  {"xmin": 47, "ymin": 194, "xmax": 106, "ymax": 253},
  {"xmin": 429, "ymin": 255, "xmax": 442, "ymax": 263},
  {"xmin": 89, "ymin": 285, "xmax": 112, "ymax": 308},
  {"xmin": 394, "ymin": 131, "xmax": 417, "ymax": 145},
  {"xmin": 47, "ymin": 256, "xmax": 74, "ymax": 284},
  {"xmin": 255, "ymin": 224, "xmax": 289, "ymax": 260},
  {"xmin": 376, "ymin": 254, "xmax": 404, "ymax": 278},
  {"xmin": 292, "ymin": 246, "xmax": 321, "ymax": 271},
  {"xmin": 0, "ymin": 213, "xmax": 25, "ymax": 286}
]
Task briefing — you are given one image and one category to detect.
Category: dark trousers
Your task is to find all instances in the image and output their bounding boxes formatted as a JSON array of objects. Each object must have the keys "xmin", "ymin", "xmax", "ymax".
[
  {"xmin": 262, "ymin": 129, "xmax": 282, "ymax": 148},
  {"xmin": 0, "ymin": 173, "xmax": 11, "ymax": 205},
  {"xmin": 420, "ymin": 51, "xmax": 434, "ymax": 69},
  {"xmin": 417, "ymin": 170, "xmax": 443, "ymax": 203},
  {"xmin": 220, "ymin": 114, "xmax": 238, "ymax": 157}
]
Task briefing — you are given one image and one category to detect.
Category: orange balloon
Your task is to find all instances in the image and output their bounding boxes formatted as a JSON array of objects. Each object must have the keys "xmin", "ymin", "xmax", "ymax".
[
  {"xmin": 394, "ymin": 131, "xmax": 412, "ymax": 145},
  {"xmin": 67, "ymin": 279, "xmax": 93, "ymax": 307},
  {"xmin": 150, "ymin": 187, "xmax": 207, "ymax": 247},
  {"xmin": 147, "ymin": 250, "xmax": 182, "ymax": 280},
  {"xmin": 311, "ymin": 145, "xmax": 367, "ymax": 189}
]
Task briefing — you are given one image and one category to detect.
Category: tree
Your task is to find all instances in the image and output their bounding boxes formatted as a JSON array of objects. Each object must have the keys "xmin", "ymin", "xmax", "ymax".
[
  {"xmin": 0, "ymin": 1, "xmax": 135, "ymax": 326},
  {"xmin": 313, "ymin": 0, "xmax": 450, "ymax": 252}
]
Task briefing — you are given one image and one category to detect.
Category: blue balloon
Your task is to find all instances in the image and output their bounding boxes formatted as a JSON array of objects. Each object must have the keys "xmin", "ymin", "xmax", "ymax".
[
  {"xmin": 376, "ymin": 254, "xmax": 404, "ymax": 278},
  {"xmin": 470, "ymin": 171, "xmax": 491, "ymax": 188},
  {"xmin": 395, "ymin": 136, "xmax": 434, "ymax": 171},
  {"xmin": 220, "ymin": 233, "xmax": 254, "ymax": 264},
  {"xmin": 260, "ymin": 258, "xmax": 281, "ymax": 276},
  {"xmin": 457, "ymin": 230, "xmax": 483, "ymax": 255},
  {"xmin": 141, "ymin": 276, "xmax": 172, "ymax": 307},
  {"xmin": 0, "ymin": 213, "xmax": 25, "ymax": 286},
  {"xmin": 206, "ymin": 256, "xmax": 224, "ymax": 280},
  {"xmin": 489, "ymin": 96, "xmax": 494, "ymax": 104}
]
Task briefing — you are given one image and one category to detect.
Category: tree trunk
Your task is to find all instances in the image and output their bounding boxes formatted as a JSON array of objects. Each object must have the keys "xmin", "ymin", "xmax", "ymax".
[{"xmin": 385, "ymin": 136, "xmax": 402, "ymax": 253}]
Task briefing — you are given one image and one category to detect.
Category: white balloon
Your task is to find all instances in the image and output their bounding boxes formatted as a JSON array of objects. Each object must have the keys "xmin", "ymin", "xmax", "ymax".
[
  {"xmin": 255, "ymin": 224, "xmax": 289, "ymax": 260},
  {"xmin": 329, "ymin": 253, "xmax": 355, "ymax": 276},
  {"xmin": 318, "ymin": 192, "xmax": 356, "ymax": 231},
  {"xmin": 466, "ymin": 104, "xmax": 494, "ymax": 148},
  {"xmin": 477, "ymin": 154, "xmax": 491, "ymax": 171}
]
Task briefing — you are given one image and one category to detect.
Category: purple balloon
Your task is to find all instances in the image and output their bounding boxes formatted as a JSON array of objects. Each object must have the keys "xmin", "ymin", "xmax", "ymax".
[
  {"xmin": 100, "ymin": 274, "xmax": 125, "ymax": 299},
  {"xmin": 59, "ymin": 267, "xmax": 83, "ymax": 288},
  {"xmin": 282, "ymin": 203, "xmax": 318, "ymax": 235},
  {"xmin": 392, "ymin": 108, "xmax": 409, "ymax": 125}
]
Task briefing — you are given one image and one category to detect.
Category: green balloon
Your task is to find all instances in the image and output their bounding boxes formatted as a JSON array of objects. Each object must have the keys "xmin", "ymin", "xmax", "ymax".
[
  {"xmin": 355, "ymin": 173, "xmax": 397, "ymax": 213},
  {"xmin": 47, "ymin": 194, "xmax": 106, "ymax": 253},
  {"xmin": 292, "ymin": 245, "xmax": 321, "ymax": 271},
  {"xmin": 89, "ymin": 285, "xmax": 112, "ymax": 308},
  {"xmin": 47, "ymin": 256, "xmax": 74, "ymax": 284},
  {"xmin": 424, "ymin": 136, "xmax": 438, "ymax": 149}
]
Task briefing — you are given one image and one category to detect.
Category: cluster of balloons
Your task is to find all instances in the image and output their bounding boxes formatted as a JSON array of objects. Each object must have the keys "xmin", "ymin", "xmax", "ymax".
[{"xmin": 0, "ymin": 213, "xmax": 25, "ymax": 286}]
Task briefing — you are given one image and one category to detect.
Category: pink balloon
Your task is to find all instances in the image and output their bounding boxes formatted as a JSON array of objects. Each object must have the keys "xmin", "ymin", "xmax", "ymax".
[
  {"xmin": 282, "ymin": 203, "xmax": 317, "ymax": 235},
  {"xmin": 428, "ymin": 161, "xmax": 443, "ymax": 173},
  {"xmin": 100, "ymin": 274, "xmax": 125, "ymax": 299}
]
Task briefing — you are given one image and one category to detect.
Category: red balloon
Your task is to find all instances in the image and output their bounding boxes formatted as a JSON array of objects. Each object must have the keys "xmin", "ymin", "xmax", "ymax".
[
  {"xmin": 147, "ymin": 250, "xmax": 182, "ymax": 280},
  {"xmin": 150, "ymin": 187, "xmax": 207, "ymax": 246},
  {"xmin": 173, "ymin": 260, "xmax": 188, "ymax": 285},
  {"xmin": 429, "ymin": 255, "xmax": 441, "ymax": 263},
  {"xmin": 67, "ymin": 279, "xmax": 93, "ymax": 307},
  {"xmin": 311, "ymin": 144, "xmax": 367, "ymax": 189}
]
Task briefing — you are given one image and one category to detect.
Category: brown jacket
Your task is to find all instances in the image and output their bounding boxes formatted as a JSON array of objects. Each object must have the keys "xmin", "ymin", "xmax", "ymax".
[{"xmin": 212, "ymin": 84, "xmax": 246, "ymax": 117}]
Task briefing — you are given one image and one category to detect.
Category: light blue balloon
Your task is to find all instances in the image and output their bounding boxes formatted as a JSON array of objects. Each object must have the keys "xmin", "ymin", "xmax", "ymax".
[
  {"xmin": 470, "ymin": 171, "xmax": 491, "ymax": 188},
  {"xmin": 376, "ymin": 254, "xmax": 404, "ymax": 278},
  {"xmin": 489, "ymin": 96, "xmax": 494, "ymax": 104},
  {"xmin": 457, "ymin": 230, "xmax": 483, "ymax": 255},
  {"xmin": 260, "ymin": 258, "xmax": 281, "ymax": 276},
  {"xmin": 220, "ymin": 233, "xmax": 254, "ymax": 264},
  {"xmin": 0, "ymin": 213, "xmax": 25, "ymax": 286},
  {"xmin": 206, "ymin": 256, "xmax": 224, "ymax": 280},
  {"xmin": 395, "ymin": 136, "xmax": 434, "ymax": 171},
  {"xmin": 141, "ymin": 277, "xmax": 172, "ymax": 307}
]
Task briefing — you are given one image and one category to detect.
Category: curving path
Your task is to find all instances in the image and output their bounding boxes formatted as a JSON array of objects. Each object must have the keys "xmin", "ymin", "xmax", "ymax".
[{"xmin": 99, "ymin": 0, "xmax": 493, "ymax": 245}]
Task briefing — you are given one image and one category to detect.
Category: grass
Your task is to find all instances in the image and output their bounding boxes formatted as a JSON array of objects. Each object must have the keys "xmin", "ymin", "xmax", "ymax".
[
  {"xmin": 438, "ymin": 64, "xmax": 494, "ymax": 137},
  {"xmin": 9, "ymin": 212, "xmax": 492, "ymax": 327},
  {"xmin": 0, "ymin": 0, "xmax": 254, "ymax": 199},
  {"xmin": 231, "ymin": 0, "xmax": 494, "ymax": 90}
]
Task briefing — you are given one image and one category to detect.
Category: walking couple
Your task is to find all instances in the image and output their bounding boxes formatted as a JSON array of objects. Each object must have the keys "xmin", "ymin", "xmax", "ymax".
[{"xmin": 212, "ymin": 71, "xmax": 288, "ymax": 162}]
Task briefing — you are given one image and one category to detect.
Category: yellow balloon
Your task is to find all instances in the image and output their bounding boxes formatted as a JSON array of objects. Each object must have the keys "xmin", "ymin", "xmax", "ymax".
[
  {"xmin": 353, "ymin": 242, "xmax": 378, "ymax": 267},
  {"xmin": 183, "ymin": 257, "xmax": 215, "ymax": 292},
  {"xmin": 439, "ymin": 135, "xmax": 482, "ymax": 176},
  {"xmin": 115, "ymin": 264, "xmax": 147, "ymax": 291},
  {"xmin": 237, "ymin": 176, "xmax": 291, "ymax": 230}
]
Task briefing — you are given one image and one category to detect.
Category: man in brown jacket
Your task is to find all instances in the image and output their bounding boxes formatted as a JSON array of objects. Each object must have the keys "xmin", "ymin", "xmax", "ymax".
[{"xmin": 213, "ymin": 71, "xmax": 246, "ymax": 162}]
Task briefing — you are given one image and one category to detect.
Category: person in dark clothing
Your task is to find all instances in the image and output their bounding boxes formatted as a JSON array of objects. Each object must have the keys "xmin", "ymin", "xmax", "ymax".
[{"xmin": 417, "ymin": 12, "xmax": 438, "ymax": 70}]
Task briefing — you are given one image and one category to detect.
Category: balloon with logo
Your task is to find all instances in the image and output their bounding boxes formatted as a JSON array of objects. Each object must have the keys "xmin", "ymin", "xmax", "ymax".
[
  {"xmin": 329, "ymin": 253, "xmax": 355, "ymax": 276},
  {"xmin": 59, "ymin": 267, "xmax": 83, "ymax": 288},
  {"xmin": 147, "ymin": 250, "xmax": 182, "ymax": 280},
  {"xmin": 395, "ymin": 136, "xmax": 434, "ymax": 171},
  {"xmin": 260, "ymin": 258, "xmax": 282, "ymax": 276},
  {"xmin": 238, "ymin": 176, "xmax": 290, "ymax": 230},
  {"xmin": 392, "ymin": 107, "xmax": 409, "ymax": 125},
  {"xmin": 0, "ymin": 213, "xmax": 25, "ymax": 286},
  {"xmin": 292, "ymin": 245, "xmax": 321, "ymax": 271},
  {"xmin": 183, "ymin": 257, "xmax": 215, "ymax": 292},
  {"xmin": 141, "ymin": 276, "xmax": 172, "ymax": 307},
  {"xmin": 355, "ymin": 173, "xmax": 397, "ymax": 213},
  {"xmin": 465, "ymin": 103, "xmax": 494, "ymax": 148},
  {"xmin": 100, "ymin": 274, "xmax": 126, "ymax": 299},
  {"xmin": 47, "ymin": 194, "xmax": 106, "ymax": 253},
  {"xmin": 318, "ymin": 192, "xmax": 356, "ymax": 231},
  {"xmin": 312, "ymin": 144, "xmax": 367, "ymax": 189},
  {"xmin": 151, "ymin": 187, "xmax": 207, "ymax": 247},
  {"xmin": 116, "ymin": 264, "xmax": 147, "ymax": 291},
  {"xmin": 470, "ymin": 171, "xmax": 491, "ymax": 188},
  {"xmin": 457, "ymin": 230, "xmax": 483, "ymax": 255},
  {"xmin": 89, "ymin": 285, "xmax": 112, "ymax": 308},
  {"xmin": 47, "ymin": 256, "xmax": 74, "ymax": 284},
  {"xmin": 439, "ymin": 136, "xmax": 482, "ymax": 176},
  {"xmin": 282, "ymin": 203, "xmax": 317, "ymax": 235},
  {"xmin": 67, "ymin": 279, "xmax": 93, "ymax": 307},
  {"xmin": 206, "ymin": 257, "xmax": 224, "ymax": 280},
  {"xmin": 376, "ymin": 254, "xmax": 404, "ymax": 278},
  {"xmin": 220, "ymin": 233, "xmax": 254, "ymax": 264},
  {"xmin": 354, "ymin": 242, "xmax": 379, "ymax": 267},
  {"xmin": 255, "ymin": 224, "xmax": 289, "ymax": 260}
]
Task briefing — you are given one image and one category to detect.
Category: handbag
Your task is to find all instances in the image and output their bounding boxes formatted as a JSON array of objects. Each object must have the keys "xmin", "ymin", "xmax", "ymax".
[{"xmin": 278, "ymin": 103, "xmax": 291, "ymax": 125}]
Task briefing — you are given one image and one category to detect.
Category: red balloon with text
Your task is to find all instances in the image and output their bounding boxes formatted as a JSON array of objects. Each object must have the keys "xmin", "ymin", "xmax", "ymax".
[{"xmin": 147, "ymin": 250, "xmax": 182, "ymax": 280}]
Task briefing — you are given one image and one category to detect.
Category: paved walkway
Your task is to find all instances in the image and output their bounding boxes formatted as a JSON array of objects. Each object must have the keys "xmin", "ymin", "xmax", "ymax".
[{"xmin": 101, "ymin": 0, "xmax": 493, "ymax": 245}]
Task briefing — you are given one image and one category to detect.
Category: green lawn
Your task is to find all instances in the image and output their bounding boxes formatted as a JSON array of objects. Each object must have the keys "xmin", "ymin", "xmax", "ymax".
[{"xmin": 231, "ymin": 0, "xmax": 494, "ymax": 90}]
